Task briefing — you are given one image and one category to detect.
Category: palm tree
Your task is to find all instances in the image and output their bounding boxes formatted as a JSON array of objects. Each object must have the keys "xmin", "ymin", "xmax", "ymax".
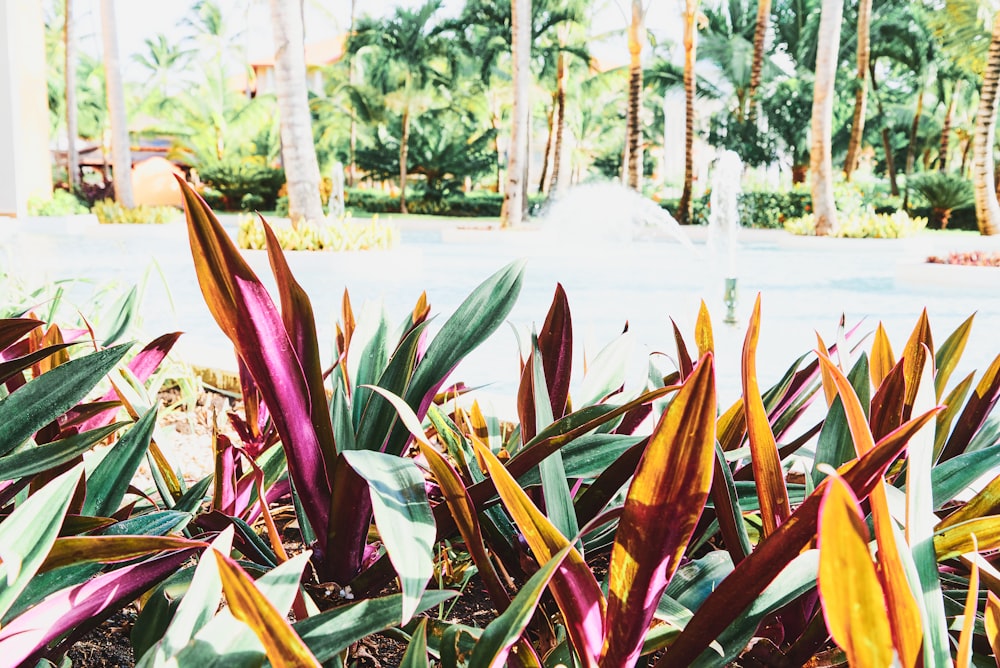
[
  {"xmin": 746, "ymin": 0, "xmax": 771, "ymax": 123},
  {"xmin": 349, "ymin": 0, "xmax": 453, "ymax": 215},
  {"xmin": 973, "ymin": 12, "xmax": 1000, "ymax": 235},
  {"xmin": 269, "ymin": 0, "xmax": 323, "ymax": 225},
  {"xmin": 100, "ymin": 0, "xmax": 134, "ymax": 207},
  {"xmin": 503, "ymin": 0, "xmax": 531, "ymax": 226},
  {"xmin": 132, "ymin": 34, "xmax": 191, "ymax": 97},
  {"xmin": 64, "ymin": 0, "xmax": 78, "ymax": 190},
  {"xmin": 809, "ymin": 0, "xmax": 843, "ymax": 235},
  {"xmin": 842, "ymin": 0, "xmax": 871, "ymax": 181},
  {"xmin": 678, "ymin": 0, "xmax": 699, "ymax": 225},
  {"xmin": 624, "ymin": 0, "xmax": 646, "ymax": 190}
]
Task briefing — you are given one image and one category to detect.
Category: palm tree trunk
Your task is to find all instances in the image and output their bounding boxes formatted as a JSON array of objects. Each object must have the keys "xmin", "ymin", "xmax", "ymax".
[
  {"xmin": 939, "ymin": 83, "xmax": 958, "ymax": 172},
  {"xmin": 678, "ymin": 0, "xmax": 698, "ymax": 224},
  {"xmin": 550, "ymin": 41, "xmax": 568, "ymax": 197},
  {"xmin": 348, "ymin": 0, "xmax": 357, "ymax": 187},
  {"xmin": 65, "ymin": 0, "xmax": 79, "ymax": 190},
  {"xmin": 843, "ymin": 0, "xmax": 871, "ymax": 181},
  {"xmin": 973, "ymin": 13, "xmax": 1000, "ymax": 235},
  {"xmin": 399, "ymin": 108, "xmax": 410, "ymax": 214},
  {"xmin": 902, "ymin": 86, "xmax": 924, "ymax": 209},
  {"xmin": 270, "ymin": 0, "xmax": 324, "ymax": 226},
  {"xmin": 869, "ymin": 64, "xmax": 899, "ymax": 196},
  {"xmin": 539, "ymin": 98, "xmax": 555, "ymax": 193},
  {"xmin": 625, "ymin": 0, "xmax": 644, "ymax": 190},
  {"xmin": 501, "ymin": 0, "xmax": 530, "ymax": 228},
  {"xmin": 809, "ymin": 0, "xmax": 843, "ymax": 236},
  {"xmin": 746, "ymin": 0, "xmax": 771, "ymax": 124},
  {"xmin": 100, "ymin": 0, "xmax": 134, "ymax": 207}
]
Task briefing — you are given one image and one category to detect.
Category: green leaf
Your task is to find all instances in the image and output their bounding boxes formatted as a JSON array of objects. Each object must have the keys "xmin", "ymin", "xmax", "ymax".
[
  {"xmin": 531, "ymin": 335, "xmax": 578, "ymax": 545},
  {"xmin": 932, "ymin": 443, "xmax": 1000, "ymax": 508},
  {"xmin": 83, "ymin": 408, "xmax": 158, "ymax": 517},
  {"xmin": 342, "ymin": 449, "xmax": 435, "ymax": 623},
  {"xmin": 577, "ymin": 329, "xmax": 633, "ymax": 406},
  {"xmin": 0, "ymin": 422, "xmax": 125, "ymax": 481},
  {"xmin": 295, "ymin": 591, "xmax": 456, "ymax": 662},
  {"xmin": 0, "ymin": 343, "xmax": 131, "ymax": 457},
  {"xmin": 470, "ymin": 545, "xmax": 573, "ymax": 668},
  {"xmin": 0, "ymin": 465, "xmax": 81, "ymax": 620},
  {"xmin": 101, "ymin": 285, "xmax": 139, "ymax": 345},
  {"xmin": 400, "ymin": 619, "xmax": 430, "ymax": 668},
  {"xmin": 811, "ymin": 355, "xmax": 870, "ymax": 486},
  {"xmin": 935, "ymin": 314, "xmax": 974, "ymax": 401},
  {"xmin": 102, "ymin": 511, "xmax": 191, "ymax": 537}
]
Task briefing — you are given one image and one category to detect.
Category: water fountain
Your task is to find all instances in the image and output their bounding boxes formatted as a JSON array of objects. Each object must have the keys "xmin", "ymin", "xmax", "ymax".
[
  {"xmin": 706, "ymin": 150, "xmax": 744, "ymax": 324},
  {"xmin": 539, "ymin": 181, "xmax": 697, "ymax": 250}
]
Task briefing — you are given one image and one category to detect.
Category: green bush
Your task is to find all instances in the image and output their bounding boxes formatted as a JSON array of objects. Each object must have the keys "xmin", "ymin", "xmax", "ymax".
[
  {"xmin": 908, "ymin": 173, "xmax": 975, "ymax": 229},
  {"xmin": 27, "ymin": 189, "xmax": 90, "ymax": 216},
  {"xmin": 197, "ymin": 159, "xmax": 285, "ymax": 211},
  {"xmin": 93, "ymin": 199, "xmax": 180, "ymax": 224}
]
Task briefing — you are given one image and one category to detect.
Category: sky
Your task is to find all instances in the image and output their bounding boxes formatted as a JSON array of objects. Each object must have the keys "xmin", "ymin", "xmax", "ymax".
[{"xmin": 65, "ymin": 0, "xmax": 685, "ymax": 81}]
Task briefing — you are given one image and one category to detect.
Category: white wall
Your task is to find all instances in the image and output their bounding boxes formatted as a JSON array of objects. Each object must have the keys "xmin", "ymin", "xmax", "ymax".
[{"xmin": 0, "ymin": 0, "xmax": 52, "ymax": 218}]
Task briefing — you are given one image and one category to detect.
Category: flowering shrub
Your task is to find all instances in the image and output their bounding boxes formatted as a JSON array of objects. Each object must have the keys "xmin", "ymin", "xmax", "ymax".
[
  {"xmin": 784, "ymin": 209, "xmax": 927, "ymax": 238},
  {"xmin": 237, "ymin": 214, "xmax": 399, "ymax": 251}
]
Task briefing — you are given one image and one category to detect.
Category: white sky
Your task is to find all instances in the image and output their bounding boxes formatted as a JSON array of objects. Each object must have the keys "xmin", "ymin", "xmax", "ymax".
[{"xmin": 67, "ymin": 0, "xmax": 684, "ymax": 81}]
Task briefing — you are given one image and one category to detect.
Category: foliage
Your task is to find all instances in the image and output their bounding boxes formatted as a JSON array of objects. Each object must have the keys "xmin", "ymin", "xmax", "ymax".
[
  {"xmin": 928, "ymin": 251, "xmax": 1000, "ymax": 266},
  {"xmin": 196, "ymin": 159, "xmax": 285, "ymax": 212},
  {"xmin": 237, "ymin": 215, "xmax": 399, "ymax": 251},
  {"xmin": 28, "ymin": 189, "xmax": 90, "ymax": 216},
  {"xmin": 93, "ymin": 199, "xmax": 180, "ymax": 225},
  {"xmin": 333, "ymin": 188, "xmax": 544, "ymax": 217},
  {"xmin": 662, "ymin": 189, "xmax": 810, "ymax": 228},
  {"xmin": 785, "ymin": 209, "xmax": 928, "ymax": 238},
  {"xmin": 909, "ymin": 172, "xmax": 975, "ymax": 229}
]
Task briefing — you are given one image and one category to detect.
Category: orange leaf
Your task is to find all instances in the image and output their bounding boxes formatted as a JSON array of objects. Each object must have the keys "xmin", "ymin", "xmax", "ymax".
[
  {"xmin": 818, "ymin": 475, "xmax": 894, "ymax": 668},
  {"xmin": 870, "ymin": 322, "xmax": 896, "ymax": 389},
  {"xmin": 695, "ymin": 300, "xmax": 714, "ymax": 358},
  {"xmin": 985, "ymin": 591, "xmax": 1000, "ymax": 667},
  {"xmin": 212, "ymin": 551, "xmax": 319, "ymax": 668},
  {"xmin": 957, "ymin": 537, "xmax": 980, "ymax": 668},
  {"xmin": 741, "ymin": 295, "xmax": 790, "ymax": 536},
  {"xmin": 602, "ymin": 354, "xmax": 717, "ymax": 668}
]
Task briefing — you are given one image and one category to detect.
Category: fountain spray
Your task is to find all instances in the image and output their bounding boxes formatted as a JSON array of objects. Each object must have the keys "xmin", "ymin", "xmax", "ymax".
[{"xmin": 707, "ymin": 151, "xmax": 744, "ymax": 325}]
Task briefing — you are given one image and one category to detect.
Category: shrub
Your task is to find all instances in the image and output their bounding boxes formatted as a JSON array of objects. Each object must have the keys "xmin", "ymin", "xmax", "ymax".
[
  {"xmin": 909, "ymin": 172, "xmax": 975, "ymax": 229},
  {"xmin": 784, "ymin": 209, "xmax": 927, "ymax": 238},
  {"xmin": 93, "ymin": 199, "xmax": 180, "ymax": 224},
  {"xmin": 237, "ymin": 214, "xmax": 399, "ymax": 251},
  {"xmin": 197, "ymin": 159, "xmax": 285, "ymax": 211},
  {"xmin": 27, "ymin": 189, "xmax": 90, "ymax": 216}
]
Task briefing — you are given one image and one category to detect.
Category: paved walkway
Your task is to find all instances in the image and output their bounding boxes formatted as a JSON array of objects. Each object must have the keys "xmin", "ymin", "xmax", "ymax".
[{"xmin": 3, "ymin": 215, "xmax": 1000, "ymax": 408}]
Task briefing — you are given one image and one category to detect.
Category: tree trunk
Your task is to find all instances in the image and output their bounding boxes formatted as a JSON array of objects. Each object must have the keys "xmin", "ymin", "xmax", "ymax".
[
  {"xmin": 973, "ymin": 13, "xmax": 1000, "ymax": 235},
  {"xmin": 678, "ymin": 0, "xmax": 698, "ymax": 224},
  {"xmin": 870, "ymin": 62, "xmax": 898, "ymax": 195},
  {"xmin": 625, "ymin": 0, "xmax": 644, "ymax": 190},
  {"xmin": 100, "ymin": 0, "xmax": 134, "ymax": 207},
  {"xmin": 399, "ymin": 108, "xmax": 410, "ymax": 214},
  {"xmin": 347, "ymin": 0, "xmax": 357, "ymax": 187},
  {"xmin": 939, "ymin": 83, "xmax": 958, "ymax": 172},
  {"xmin": 538, "ymin": 98, "xmax": 555, "ymax": 193},
  {"xmin": 550, "ymin": 38, "xmax": 568, "ymax": 198},
  {"xmin": 746, "ymin": 0, "xmax": 771, "ymax": 124},
  {"xmin": 843, "ymin": 0, "xmax": 871, "ymax": 181},
  {"xmin": 270, "ymin": 0, "xmax": 324, "ymax": 226},
  {"xmin": 65, "ymin": 0, "xmax": 79, "ymax": 190},
  {"xmin": 501, "ymin": 0, "xmax": 530, "ymax": 228},
  {"xmin": 809, "ymin": 0, "xmax": 843, "ymax": 236},
  {"xmin": 902, "ymin": 86, "xmax": 923, "ymax": 209}
]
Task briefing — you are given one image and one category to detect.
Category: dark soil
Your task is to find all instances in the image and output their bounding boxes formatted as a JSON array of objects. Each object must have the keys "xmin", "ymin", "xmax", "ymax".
[{"xmin": 65, "ymin": 608, "xmax": 137, "ymax": 667}]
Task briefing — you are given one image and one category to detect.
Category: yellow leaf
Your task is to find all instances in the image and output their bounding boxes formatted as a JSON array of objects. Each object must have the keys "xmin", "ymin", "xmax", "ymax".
[
  {"xmin": 984, "ymin": 591, "xmax": 1000, "ymax": 667},
  {"xmin": 957, "ymin": 536, "xmax": 980, "ymax": 668},
  {"xmin": 818, "ymin": 476, "xmax": 894, "ymax": 668},
  {"xmin": 695, "ymin": 300, "xmax": 714, "ymax": 358},
  {"xmin": 870, "ymin": 323, "xmax": 896, "ymax": 389}
]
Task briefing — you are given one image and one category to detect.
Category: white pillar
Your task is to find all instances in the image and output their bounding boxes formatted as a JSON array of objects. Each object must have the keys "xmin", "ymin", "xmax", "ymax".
[{"xmin": 0, "ymin": 0, "xmax": 52, "ymax": 218}]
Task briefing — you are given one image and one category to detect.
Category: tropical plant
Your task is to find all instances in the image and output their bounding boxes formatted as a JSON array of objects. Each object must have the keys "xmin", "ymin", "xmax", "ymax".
[
  {"xmin": 237, "ymin": 215, "xmax": 399, "ymax": 251},
  {"xmin": 93, "ymin": 199, "xmax": 180, "ymax": 224},
  {"xmin": 909, "ymin": 171, "xmax": 975, "ymax": 228},
  {"xmin": 349, "ymin": 0, "xmax": 455, "ymax": 215},
  {"xmin": 785, "ymin": 208, "xmax": 928, "ymax": 237}
]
